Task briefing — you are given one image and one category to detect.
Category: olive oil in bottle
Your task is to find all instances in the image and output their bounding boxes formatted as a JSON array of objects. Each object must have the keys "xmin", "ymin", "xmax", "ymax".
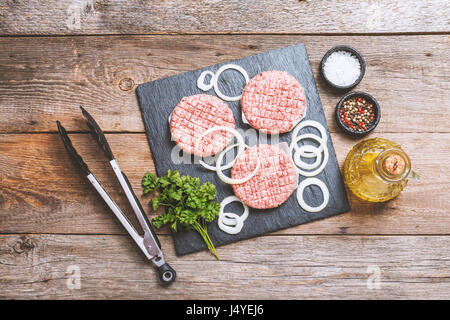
[{"xmin": 344, "ymin": 138, "xmax": 418, "ymax": 202}]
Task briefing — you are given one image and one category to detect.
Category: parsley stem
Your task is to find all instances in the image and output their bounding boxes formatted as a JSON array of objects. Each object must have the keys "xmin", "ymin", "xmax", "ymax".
[
  {"xmin": 159, "ymin": 202, "xmax": 175, "ymax": 208},
  {"xmin": 193, "ymin": 221, "xmax": 220, "ymax": 260}
]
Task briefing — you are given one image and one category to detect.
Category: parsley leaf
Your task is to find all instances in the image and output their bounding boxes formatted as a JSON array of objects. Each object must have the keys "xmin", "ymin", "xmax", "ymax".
[
  {"xmin": 142, "ymin": 170, "xmax": 220, "ymax": 260},
  {"xmin": 142, "ymin": 172, "xmax": 160, "ymax": 194}
]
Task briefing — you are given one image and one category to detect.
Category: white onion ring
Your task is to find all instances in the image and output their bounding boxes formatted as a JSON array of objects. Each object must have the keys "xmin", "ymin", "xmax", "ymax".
[
  {"xmin": 293, "ymin": 144, "xmax": 323, "ymax": 170},
  {"xmin": 196, "ymin": 126, "xmax": 245, "ymax": 171},
  {"xmin": 295, "ymin": 144, "xmax": 329, "ymax": 177},
  {"xmin": 297, "ymin": 178, "xmax": 330, "ymax": 213},
  {"xmin": 212, "ymin": 64, "xmax": 250, "ymax": 101},
  {"xmin": 218, "ymin": 196, "xmax": 249, "ymax": 235},
  {"xmin": 290, "ymin": 120, "xmax": 327, "ymax": 162},
  {"xmin": 197, "ymin": 70, "xmax": 215, "ymax": 91},
  {"xmin": 290, "ymin": 131, "xmax": 329, "ymax": 177},
  {"xmin": 221, "ymin": 212, "xmax": 241, "ymax": 226},
  {"xmin": 220, "ymin": 196, "xmax": 249, "ymax": 220},
  {"xmin": 297, "ymin": 144, "xmax": 319, "ymax": 158},
  {"xmin": 291, "ymin": 120, "xmax": 327, "ymax": 149},
  {"xmin": 216, "ymin": 144, "xmax": 260, "ymax": 185},
  {"xmin": 219, "ymin": 217, "xmax": 243, "ymax": 235},
  {"xmin": 196, "ymin": 64, "xmax": 250, "ymax": 102},
  {"xmin": 291, "ymin": 133, "xmax": 326, "ymax": 154}
]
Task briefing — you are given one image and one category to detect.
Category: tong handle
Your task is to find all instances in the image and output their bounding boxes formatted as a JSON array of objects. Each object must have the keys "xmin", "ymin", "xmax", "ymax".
[
  {"xmin": 157, "ymin": 263, "xmax": 176, "ymax": 284},
  {"xmin": 121, "ymin": 171, "xmax": 161, "ymax": 249}
]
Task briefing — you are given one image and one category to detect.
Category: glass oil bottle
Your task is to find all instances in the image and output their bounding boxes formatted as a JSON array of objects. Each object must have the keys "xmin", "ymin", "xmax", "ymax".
[{"xmin": 344, "ymin": 137, "xmax": 418, "ymax": 202}]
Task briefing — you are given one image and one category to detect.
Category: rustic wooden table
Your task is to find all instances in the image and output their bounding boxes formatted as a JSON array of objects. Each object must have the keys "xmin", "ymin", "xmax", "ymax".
[{"xmin": 0, "ymin": 1, "xmax": 449, "ymax": 299}]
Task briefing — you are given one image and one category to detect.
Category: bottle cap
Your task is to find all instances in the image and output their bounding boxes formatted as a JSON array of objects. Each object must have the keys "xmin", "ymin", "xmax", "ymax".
[{"xmin": 383, "ymin": 153, "xmax": 406, "ymax": 175}]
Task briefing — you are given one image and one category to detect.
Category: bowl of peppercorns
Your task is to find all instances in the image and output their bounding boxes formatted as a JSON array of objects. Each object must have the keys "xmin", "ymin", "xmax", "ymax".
[{"xmin": 335, "ymin": 91, "xmax": 381, "ymax": 137}]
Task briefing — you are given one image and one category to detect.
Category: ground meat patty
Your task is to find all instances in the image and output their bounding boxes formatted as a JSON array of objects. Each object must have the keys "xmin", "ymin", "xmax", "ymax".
[
  {"xmin": 231, "ymin": 144, "xmax": 297, "ymax": 209},
  {"xmin": 241, "ymin": 71, "xmax": 307, "ymax": 134},
  {"xmin": 170, "ymin": 94, "xmax": 235, "ymax": 157}
]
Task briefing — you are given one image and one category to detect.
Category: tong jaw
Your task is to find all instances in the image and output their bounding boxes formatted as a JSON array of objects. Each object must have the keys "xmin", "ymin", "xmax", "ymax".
[
  {"xmin": 80, "ymin": 106, "xmax": 114, "ymax": 160},
  {"xmin": 56, "ymin": 120, "xmax": 90, "ymax": 176}
]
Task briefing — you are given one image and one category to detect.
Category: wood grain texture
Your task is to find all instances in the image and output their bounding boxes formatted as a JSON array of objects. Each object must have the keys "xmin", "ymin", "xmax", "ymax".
[
  {"xmin": 0, "ymin": 35, "xmax": 448, "ymax": 133},
  {"xmin": 1, "ymin": 132, "xmax": 448, "ymax": 236},
  {"xmin": 0, "ymin": 0, "xmax": 448, "ymax": 301},
  {"xmin": 0, "ymin": 0, "xmax": 449, "ymax": 35},
  {"xmin": 1, "ymin": 233, "xmax": 449, "ymax": 299}
]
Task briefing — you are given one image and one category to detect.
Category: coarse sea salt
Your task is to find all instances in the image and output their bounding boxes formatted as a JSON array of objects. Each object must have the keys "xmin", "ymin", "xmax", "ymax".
[{"xmin": 323, "ymin": 50, "xmax": 361, "ymax": 87}]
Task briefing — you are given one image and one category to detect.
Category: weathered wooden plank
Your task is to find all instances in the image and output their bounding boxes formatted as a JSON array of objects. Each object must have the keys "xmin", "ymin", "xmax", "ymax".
[
  {"xmin": 0, "ymin": 234, "xmax": 449, "ymax": 299},
  {"xmin": 0, "ymin": 0, "xmax": 448, "ymax": 35},
  {"xmin": 0, "ymin": 35, "xmax": 449, "ymax": 133},
  {"xmin": 1, "ymin": 132, "xmax": 448, "ymax": 235}
]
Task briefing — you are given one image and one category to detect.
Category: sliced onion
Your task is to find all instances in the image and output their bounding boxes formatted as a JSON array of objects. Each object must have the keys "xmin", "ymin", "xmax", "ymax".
[
  {"xmin": 297, "ymin": 178, "xmax": 330, "ymax": 213},
  {"xmin": 293, "ymin": 144, "xmax": 323, "ymax": 170},
  {"xmin": 212, "ymin": 64, "xmax": 250, "ymax": 102},
  {"xmin": 196, "ymin": 126, "xmax": 245, "ymax": 171},
  {"xmin": 290, "ymin": 130, "xmax": 329, "ymax": 177},
  {"xmin": 290, "ymin": 120, "xmax": 327, "ymax": 157},
  {"xmin": 221, "ymin": 212, "xmax": 241, "ymax": 226},
  {"xmin": 197, "ymin": 70, "xmax": 215, "ymax": 91},
  {"xmin": 297, "ymin": 144, "xmax": 319, "ymax": 158},
  {"xmin": 216, "ymin": 144, "xmax": 260, "ymax": 184},
  {"xmin": 196, "ymin": 64, "xmax": 250, "ymax": 102},
  {"xmin": 291, "ymin": 133, "xmax": 326, "ymax": 154},
  {"xmin": 295, "ymin": 144, "xmax": 329, "ymax": 177},
  {"xmin": 218, "ymin": 217, "xmax": 243, "ymax": 235},
  {"xmin": 220, "ymin": 196, "xmax": 249, "ymax": 220},
  {"xmin": 218, "ymin": 196, "xmax": 249, "ymax": 235},
  {"xmin": 291, "ymin": 120, "xmax": 327, "ymax": 147}
]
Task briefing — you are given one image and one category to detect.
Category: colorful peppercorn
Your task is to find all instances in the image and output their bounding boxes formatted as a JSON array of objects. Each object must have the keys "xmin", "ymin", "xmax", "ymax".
[{"xmin": 339, "ymin": 96, "xmax": 375, "ymax": 132}]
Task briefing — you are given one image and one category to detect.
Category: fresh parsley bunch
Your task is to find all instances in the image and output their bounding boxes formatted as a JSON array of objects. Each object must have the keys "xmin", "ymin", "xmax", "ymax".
[{"xmin": 142, "ymin": 170, "xmax": 220, "ymax": 260}]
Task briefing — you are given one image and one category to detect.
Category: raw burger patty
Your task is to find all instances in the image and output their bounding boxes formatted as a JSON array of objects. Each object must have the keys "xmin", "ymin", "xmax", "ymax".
[
  {"xmin": 241, "ymin": 71, "xmax": 306, "ymax": 134},
  {"xmin": 170, "ymin": 94, "xmax": 235, "ymax": 157},
  {"xmin": 232, "ymin": 144, "xmax": 297, "ymax": 209}
]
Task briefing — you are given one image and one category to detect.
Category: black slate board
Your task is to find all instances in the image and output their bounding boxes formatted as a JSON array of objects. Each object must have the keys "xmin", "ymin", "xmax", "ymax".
[{"xmin": 136, "ymin": 43, "xmax": 350, "ymax": 256}]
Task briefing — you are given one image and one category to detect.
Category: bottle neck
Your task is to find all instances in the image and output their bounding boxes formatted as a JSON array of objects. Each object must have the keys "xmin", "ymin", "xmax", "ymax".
[{"xmin": 374, "ymin": 148, "xmax": 411, "ymax": 183}]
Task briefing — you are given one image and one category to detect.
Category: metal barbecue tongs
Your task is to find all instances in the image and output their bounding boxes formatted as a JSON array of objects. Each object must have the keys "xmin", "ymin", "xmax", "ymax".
[{"xmin": 56, "ymin": 106, "xmax": 176, "ymax": 284}]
